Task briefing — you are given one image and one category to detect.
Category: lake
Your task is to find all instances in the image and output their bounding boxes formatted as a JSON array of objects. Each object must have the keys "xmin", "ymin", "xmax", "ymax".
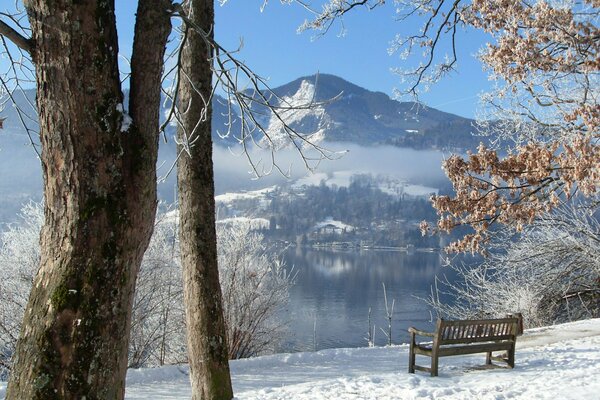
[{"xmin": 278, "ymin": 247, "xmax": 454, "ymax": 352}]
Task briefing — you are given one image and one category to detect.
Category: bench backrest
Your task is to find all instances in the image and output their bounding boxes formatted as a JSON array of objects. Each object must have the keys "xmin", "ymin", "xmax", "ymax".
[{"xmin": 435, "ymin": 317, "xmax": 519, "ymax": 346}]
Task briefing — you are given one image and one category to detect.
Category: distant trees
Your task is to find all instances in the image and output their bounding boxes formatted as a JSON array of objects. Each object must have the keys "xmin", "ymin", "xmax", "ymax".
[{"xmin": 259, "ymin": 175, "xmax": 437, "ymax": 245}]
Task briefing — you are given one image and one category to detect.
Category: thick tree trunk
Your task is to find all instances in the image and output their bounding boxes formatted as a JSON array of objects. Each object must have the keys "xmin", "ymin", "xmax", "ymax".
[
  {"xmin": 177, "ymin": 1, "xmax": 234, "ymax": 399},
  {"xmin": 6, "ymin": 1, "xmax": 171, "ymax": 399}
]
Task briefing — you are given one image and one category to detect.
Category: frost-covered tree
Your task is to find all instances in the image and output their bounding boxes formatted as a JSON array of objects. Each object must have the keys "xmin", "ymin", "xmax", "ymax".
[
  {"xmin": 217, "ymin": 221, "xmax": 293, "ymax": 359},
  {"xmin": 0, "ymin": 202, "xmax": 42, "ymax": 379},
  {"xmin": 412, "ymin": 0, "xmax": 600, "ymax": 251},
  {"xmin": 1, "ymin": 2, "xmax": 171, "ymax": 397},
  {"xmin": 0, "ymin": 203, "xmax": 292, "ymax": 375},
  {"xmin": 129, "ymin": 211, "xmax": 187, "ymax": 368},
  {"xmin": 429, "ymin": 202, "xmax": 600, "ymax": 327}
]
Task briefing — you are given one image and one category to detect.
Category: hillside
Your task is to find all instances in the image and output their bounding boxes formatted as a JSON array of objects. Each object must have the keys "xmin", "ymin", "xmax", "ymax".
[
  {"xmin": 265, "ymin": 74, "xmax": 478, "ymax": 149},
  {"xmin": 215, "ymin": 172, "xmax": 444, "ymax": 248},
  {"xmin": 2, "ymin": 74, "xmax": 481, "ymax": 151},
  {"xmin": 0, "ymin": 74, "xmax": 478, "ymax": 223}
]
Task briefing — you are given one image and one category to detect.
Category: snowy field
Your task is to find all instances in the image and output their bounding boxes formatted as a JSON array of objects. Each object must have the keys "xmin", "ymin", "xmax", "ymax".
[{"xmin": 1, "ymin": 319, "xmax": 599, "ymax": 399}]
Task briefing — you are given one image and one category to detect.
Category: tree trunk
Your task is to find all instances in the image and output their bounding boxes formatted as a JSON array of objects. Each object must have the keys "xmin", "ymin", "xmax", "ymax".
[
  {"xmin": 177, "ymin": 1, "xmax": 234, "ymax": 399},
  {"xmin": 6, "ymin": 1, "xmax": 171, "ymax": 398}
]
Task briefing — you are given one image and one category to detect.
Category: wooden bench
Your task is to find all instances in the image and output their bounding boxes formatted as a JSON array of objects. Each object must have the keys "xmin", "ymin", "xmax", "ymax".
[{"xmin": 408, "ymin": 316, "xmax": 521, "ymax": 376}]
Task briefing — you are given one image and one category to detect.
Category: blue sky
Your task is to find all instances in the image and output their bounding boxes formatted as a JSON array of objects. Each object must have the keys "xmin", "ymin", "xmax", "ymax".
[
  {"xmin": 1, "ymin": 2, "xmax": 491, "ymax": 119},
  {"xmin": 115, "ymin": 1, "xmax": 491, "ymax": 118}
]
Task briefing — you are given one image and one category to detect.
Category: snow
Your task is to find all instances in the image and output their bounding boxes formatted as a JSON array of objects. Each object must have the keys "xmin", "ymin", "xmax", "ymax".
[
  {"xmin": 293, "ymin": 171, "xmax": 356, "ymax": 189},
  {"xmin": 292, "ymin": 171, "xmax": 437, "ymax": 199},
  {"xmin": 116, "ymin": 103, "xmax": 133, "ymax": 132},
  {"xmin": 0, "ymin": 319, "xmax": 599, "ymax": 399},
  {"xmin": 402, "ymin": 184, "xmax": 438, "ymax": 197},
  {"xmin": 264, "ymin": 80, "xmax": 330, "ymax": 148},
  {"xmin": 125, "ymin": 318, "xmax": 600, "ymax": 399},
  {"xmin": 215, "ymin": 186, "xmax": 277, "ymax": 204}
]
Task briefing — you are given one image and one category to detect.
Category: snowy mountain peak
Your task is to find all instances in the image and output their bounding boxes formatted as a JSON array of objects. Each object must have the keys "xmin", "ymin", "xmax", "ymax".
[
  {"xmin": 261, "ymin": 73, "xmax": 478, "ymax": 149},
  {"xmin": 263, "ymin": 80, "xmax": 331, "ymax": 149}
]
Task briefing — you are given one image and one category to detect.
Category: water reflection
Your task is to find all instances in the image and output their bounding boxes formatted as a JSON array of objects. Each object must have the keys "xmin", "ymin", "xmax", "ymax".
[{"xmin": 278, "ymin": 248, "xmax": 454, "ymax": 352}]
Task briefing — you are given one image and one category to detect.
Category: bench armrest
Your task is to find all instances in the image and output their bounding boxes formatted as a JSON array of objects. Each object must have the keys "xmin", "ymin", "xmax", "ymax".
[{"xmin": 408, "ymin": 327, "xmax": 435, "ymax": 337}]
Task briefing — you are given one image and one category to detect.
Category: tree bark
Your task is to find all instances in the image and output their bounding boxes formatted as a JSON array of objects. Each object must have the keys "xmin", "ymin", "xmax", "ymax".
[
  {"xmin": 6, "ymin": 1, "xmax": 171, "ymax": 398},
  {"xmin": 177, "ymin": 1, "xmax": 234, "ymax": 399}
]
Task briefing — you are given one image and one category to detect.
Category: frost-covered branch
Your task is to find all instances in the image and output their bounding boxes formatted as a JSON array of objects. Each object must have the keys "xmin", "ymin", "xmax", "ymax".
[
  {"xmin": 160, "ymin": 3, "xmax": 343, "ymax": 179},
  {"xmin": 294, "ymin": 0, "xmax": 386, "ymax": 35},
  {"xmin": 428, "ymin": 201, "xmax": 600, "ymax": 327}
]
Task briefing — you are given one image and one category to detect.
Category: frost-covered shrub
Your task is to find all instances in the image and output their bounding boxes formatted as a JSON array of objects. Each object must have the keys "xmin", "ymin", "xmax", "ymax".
[
  {"xmin": 429, "ymin": 204, "xmax": 600, "ymax": 328},
  {"xmin": 0, "ymin": 203, "xmax": 292, "ymax": 375},
  {"xmin": 217, "ymin": 220, "xmax": 294, "ymax": 359},
  {"xmin": 0, "ymin": 202, "xmax": 42, "ymax": 379},
  {"xmin": 129, "ymin": 210, "xmax": 187, "ymax": 368}
]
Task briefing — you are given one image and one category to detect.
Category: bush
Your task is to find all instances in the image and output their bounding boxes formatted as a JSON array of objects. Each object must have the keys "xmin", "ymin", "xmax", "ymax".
[
  {"xmin": 0, "ymin": 203, "xmax": 293, "ymax": 376},
  {"xmin": 429, "ymin": 203, "xmax": 600, "ymax": 328}
]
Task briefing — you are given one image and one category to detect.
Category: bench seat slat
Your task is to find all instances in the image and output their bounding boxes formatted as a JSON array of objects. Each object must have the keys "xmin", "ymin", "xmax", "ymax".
[
  {"xmin": 415, "ymin": 341, "xmax": 513, "ymax": 356},
  {"xmin": 439, "ymin": 317, "xmax": 518, "ymax": 326},
  {"xmin": 438, "ymin": 342, "xmax": 513, "ymax": 357},
  {"xmin": 440, "ymin": 335, "xmax": 515, "ymax": 345}
]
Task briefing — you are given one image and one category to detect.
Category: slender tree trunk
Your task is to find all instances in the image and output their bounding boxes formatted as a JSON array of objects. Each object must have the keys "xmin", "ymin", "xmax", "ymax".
[
  {"xmin": 177, "ymin": 1, "xmax": 234, "ymax": 399},
  {"xmin": 6, "ymin": 1, "xmax": 171, "ymax": 398}
]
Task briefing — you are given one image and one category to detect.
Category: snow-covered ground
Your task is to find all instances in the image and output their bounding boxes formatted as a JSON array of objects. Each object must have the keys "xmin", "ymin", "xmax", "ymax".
[
  {"xmin": 1, "ymin": 319, "xmax": 599, "ymax": 399},
  {"xmin": 215, "ymin": 186, "xmax": 277, "ymax": 204}
]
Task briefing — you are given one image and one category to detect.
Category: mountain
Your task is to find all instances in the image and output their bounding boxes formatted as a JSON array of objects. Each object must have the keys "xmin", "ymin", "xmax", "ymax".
[
  {"xmin": 2, "ymin": 74, "xmax": 480, "ymax": 151},
  {"xmin": 0, "ymin": 74, "xmax": 475, "ymax": 222},
  {"xmin": 241, "ymin": 73, "xmax": 480, "ymax": 150}
]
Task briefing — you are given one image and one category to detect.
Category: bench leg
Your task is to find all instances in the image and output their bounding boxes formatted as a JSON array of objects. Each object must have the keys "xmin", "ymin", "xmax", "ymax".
[
  {"xmin": 431, "ymin": 354, "xmax": 439, "ymax": 377},
  {"xmin": 507, "ymin": 345, "xmax": 515, "ymax": 368},
  {"xmin": 486, "ymin": 351, "xmax": 492, "ymax": 365},
  {"xmin": 408, "ymin": 334, "xmax": 416, "ymax": 373}
]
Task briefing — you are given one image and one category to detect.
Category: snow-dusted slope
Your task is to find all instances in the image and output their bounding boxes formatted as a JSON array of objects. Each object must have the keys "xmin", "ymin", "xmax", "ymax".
[
  {"xmin": 1, "ymin": 319, "xmax": 598, "ymax": 399},
  {"xmin": 267, "ymin": 73, "xmax": 478, "ymax": 148},
  {"xmin": 263, "ymin": 80, "xmax": 332, "ymax": 149}
]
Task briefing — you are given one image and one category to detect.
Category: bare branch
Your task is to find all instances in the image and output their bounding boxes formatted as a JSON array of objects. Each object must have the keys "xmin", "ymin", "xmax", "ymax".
[
  {"xmin": 160, "ymin": 6, "xmax": 345, "ymax": 180},
  {"xmin": 0, "ymin": 19, "xmax": 32, "ymax": 55}
]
